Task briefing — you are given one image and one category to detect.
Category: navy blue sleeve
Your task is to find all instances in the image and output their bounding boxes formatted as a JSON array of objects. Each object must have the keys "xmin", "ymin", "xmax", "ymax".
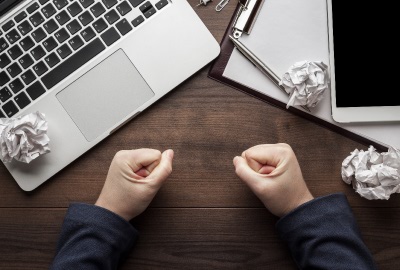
[
  {"xmin": 276, "ymin": 193, "xmax": 377, "ymax": 269},
  {"xmin": 50, "ymin": 203, "xmax": 138, "ymax": 270}
]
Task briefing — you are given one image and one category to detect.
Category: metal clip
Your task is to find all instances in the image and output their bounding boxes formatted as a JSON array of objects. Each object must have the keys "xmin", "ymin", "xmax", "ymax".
[
  {"xmin": 232, "ymin": 0, "xmax": 265, "ymax": 38},
  {"xmin": 215, "ymin": 0, "xmax": 229, "ymax": 11},
  {"xmin": 238, "ymin": 0, "xmax": 250, "ymax": 9},
  {"xmin": 196, "ymin": 0, "xmax": 212, "ymax": 6}
]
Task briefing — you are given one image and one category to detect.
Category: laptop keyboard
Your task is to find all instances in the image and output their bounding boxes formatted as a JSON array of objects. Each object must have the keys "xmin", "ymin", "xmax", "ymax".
[{"xmin": 0, "ymin": 0, "xmax": 169, "ymax": 118}]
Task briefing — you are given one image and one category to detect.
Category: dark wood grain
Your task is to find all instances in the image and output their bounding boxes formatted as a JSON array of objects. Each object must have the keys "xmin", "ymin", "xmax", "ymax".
[{"xmin": 1, "ymin": 2, "xmax": 400, "ymax": 269}]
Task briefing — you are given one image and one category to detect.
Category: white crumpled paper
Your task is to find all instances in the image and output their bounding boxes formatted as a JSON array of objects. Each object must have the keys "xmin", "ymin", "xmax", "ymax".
[
  {"xmin": 280, "ymin": 60, "xmax": 329, "ymax": 109},
  {"xmin": 0, "ymin": 111, "xmax": 50, "ymax": 163},
  {"xmin": 341, "ymin": 146, "xmax": 400, "ymax": 200}
]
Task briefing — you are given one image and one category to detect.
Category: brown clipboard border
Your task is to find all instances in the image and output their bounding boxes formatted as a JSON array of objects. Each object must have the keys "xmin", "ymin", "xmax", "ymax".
[{"xmin": 208, "ymin": 3, "xmax": 387, "ymax": 152}]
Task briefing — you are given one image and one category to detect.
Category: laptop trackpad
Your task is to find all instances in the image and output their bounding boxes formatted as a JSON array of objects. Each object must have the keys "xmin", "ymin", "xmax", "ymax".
[{"xmin": 56, "ymin": 50, "xmax": 154, "ymax": 141}]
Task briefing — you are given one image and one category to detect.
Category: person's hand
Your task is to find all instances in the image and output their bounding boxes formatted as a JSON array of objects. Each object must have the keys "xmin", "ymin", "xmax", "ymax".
[
  {"xmin": 233, "ymin": 143, "xmax": 313, "ymax": 217},
  {"xmin": 95, "ymin": 148, "xmax": 174, "ymax": 220}
]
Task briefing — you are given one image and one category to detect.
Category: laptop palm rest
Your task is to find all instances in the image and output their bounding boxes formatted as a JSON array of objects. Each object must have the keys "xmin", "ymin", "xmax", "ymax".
[{"xmin": 56, "ymin": 49, "xmax": 154, "ymax": 142}]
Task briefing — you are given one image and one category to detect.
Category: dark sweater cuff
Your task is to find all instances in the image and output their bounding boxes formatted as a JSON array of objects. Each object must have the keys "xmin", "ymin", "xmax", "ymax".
[
  {"xmin": 66, "ymin": 203, "xmax": 138, "ymax": 249},
  {"xmin": 276, "ymin": 193, "xmax": 351, "ymax": 235}
]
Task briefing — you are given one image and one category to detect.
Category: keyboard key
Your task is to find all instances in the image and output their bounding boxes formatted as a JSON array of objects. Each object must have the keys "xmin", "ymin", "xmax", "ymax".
[
  {"xmin": 44, "ymin": 52, "xmax": 60, "ymax": 68},
  {"xmin": 155, "ymin": 0, "xmax": 168, "ymax": 10},
  {"xmin": 41, "ymin": 3, "xmax": 57, "ymax": 18},
  {"xmin": 93, "ymin": 18, "xmax": 107, "ymax": 33},
  {"xmin": 129, "ymin": 0, "xmax": 145, "ymax": 8},
  {"xmin": 27, "ymin": 2, "xmax": 40, "ymax": 14},
  {"xmin": 55, "ymin": 10, "xmax": 71, "ymax": 26},
  {"xmin": 18, "ymin": 54, "xmax": 35, "ymax": 69},
  {"xmin": 43, "ymin": 36, "xmax": 58, "ymax": 52},
  {"xmin": 0, "ymin": 53, "xmax": 11, "ymax": 68},
  {"xmin": 31, "ymin": 45, "xmax": 46, "ymax": 60},
  {"xmin": 68, "ymin": 35, "xmax": 84, "ymax": 50},
  {"xmin": 116, "ymin": 1, "xmax": 132, "ymax": 16},
  {"xmin": 7, "ymin": 63, "xmax": 22, "ymax": 78},
  {"xmin": 19, "ymin": 36, "xmax": 35, "ymax": 51},
  {"xmin": 0, "ymin": 110, "xmax": 4, "ymax": 118},
  {"xmin": 14, "ymin": 91, "xmax": 31, "ymax": 109},
  {"xmin": 29, "ymin": 12, "xmax": 45, "ymax": 27},
  {"xmin": 21, "ymin": 75, "xmax": 36, "ymax": 93},
  {"xmin": 100, "ymin": 27, "xmax": 120, "ymax": 46},
  {"xmin": 17, "ymin": 20, "xmax": 33, "ymax": 35},
  {"xmin": 67, "ymin": 2, "xmax": 83, "ymax": 17},
  {"xmin": 9, "ymin": 78, "xmax": 24, "ymax": 94},
  {"xmin": 104, "ymin": 9, "xmax": 119, "ymax": 25},
  {"xmin": 7, "ymin": 44, "xmax": 23, "ymax": 60},
  {"xmin": 0, "ymin": 71, "xmax": 10, "ymax": 86},
  {"xmin": 42, "ymin": 38, "xmax": 105, "ymax": 89},
  {"xmin": 14, "ymin": 11, "xmax": 27, "ymax": 23},
  {"xmin": 6, "ymin": 29, "xmax": 21, "ymax": 44},
  {"xmin": 116, "ymin": 19, "xmax": 132, "ymax": 36},
  {"xmin": 102, "ymin": 0, "xmax": 118, "ymax": 9},
  {"xmin": 54, "ymin": 28, "xmax": 70, "ymax": 43},
  {"xmin": 66, "ymin": 20, "xmax": 82, "ymax": 35},
  {"xmin": 2, "ymin": 100, "xmax": 19, "ymax": 117},
  {"xmin": 43, "ymin": 19, "xmax": 59, "ymax": 34},
  {"xmin": 143, "ymin": 7, "xmax": 156, "ymax": 18},
  {"xmin": 131, "ymin": 15, "xmax": 144, "ymax": 27},
  {"xmin": 56, "ymin": 44, "xmax": 72, "ymax": 59},
  {"xmin": 78, "ymin": 11, "xmax": 94, "ymax": 26},
  {"xmin": 32, "ymin": 61, "xmax": 49, "ymax": 76},
  {"xmin": 0, "ymin": 38, "xmax": 9, "ymax": 53},
  {"xmin": 90, "ymin": 2, "xmax": 106, "ymax": 17},
  {"xmin": 26, "ymin": 81, "xmax": 46, "ymax": 100},
  {"xmin": 39, "ymin": 0, "xmax": 51, "ymax": 4},
  {"xmin": 80, "ymin": 26, "xmax": 95, "ymax": 41},
  {"xmin": 0, "ymin": 87, "xmax": 13, "ymax": 102},
  {"xmin": 21, "ymin": 70, "xmax": 36, "ymax": 85},
  {"xmin": 53, "ymin": 0, "xmax": 69, "ymax": 10},
  {"xmin": 32, "ymin": 27, "xmax": 47, "ymax": 42},
  {"xmin": 79, "ymin": 0, "xmax": 94, "ymax": 8},
  {"xmin": 139, "ymin": 1, "xmax": 152, "ymax": 12},
  {"xmin": 1, "ymin": 21, "xmax": 15, "ymax": 32}
]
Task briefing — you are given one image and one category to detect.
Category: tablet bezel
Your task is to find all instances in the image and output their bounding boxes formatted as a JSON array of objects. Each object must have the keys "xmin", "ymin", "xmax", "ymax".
[{"xmin": 328, "ymin": 0, "xmax": 400, "ymax": 123}]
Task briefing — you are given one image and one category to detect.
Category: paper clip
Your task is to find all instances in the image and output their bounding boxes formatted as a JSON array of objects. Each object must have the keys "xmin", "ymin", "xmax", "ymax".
[
  {"xmin": 215, "ymin": 0, "xmax": 229, "ymax": 11},
  {"xmin": 196, "ymin": 0, "xmax": 212, "ymax": 6}
]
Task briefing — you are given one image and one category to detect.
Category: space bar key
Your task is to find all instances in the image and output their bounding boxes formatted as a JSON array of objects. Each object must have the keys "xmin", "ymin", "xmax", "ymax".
[{"xmin": 41, "ymin": 38, "xmax": 106, "ymax": 90}]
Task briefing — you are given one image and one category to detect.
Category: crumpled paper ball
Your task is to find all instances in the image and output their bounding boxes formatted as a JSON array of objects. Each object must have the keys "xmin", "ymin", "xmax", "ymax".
[
  {"xmin": 0, "ymin": 111, "xmax": 50, "ymax": 163},
  {"xmin": 280, "ymin": 60, "xmax": 329, "ymax": 109},
  {"xmin": 341, "ymin": 146, "xmax": 400, "ymax": 200}
]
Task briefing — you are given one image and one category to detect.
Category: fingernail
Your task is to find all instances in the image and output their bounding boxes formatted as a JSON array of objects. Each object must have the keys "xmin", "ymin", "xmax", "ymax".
[
  {"xmin": 165, "ymin": 149, "xmax": 174, "ymax": 159},
  {"xmin": 233, "ymin": 156, "xmax": 239, "ymax": 166}
]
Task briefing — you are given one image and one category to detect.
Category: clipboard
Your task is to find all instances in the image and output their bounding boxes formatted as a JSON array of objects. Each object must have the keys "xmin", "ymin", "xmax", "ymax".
[{"xmin": 208, "ymin": 1, "xmax": 389, "ymax": 151}]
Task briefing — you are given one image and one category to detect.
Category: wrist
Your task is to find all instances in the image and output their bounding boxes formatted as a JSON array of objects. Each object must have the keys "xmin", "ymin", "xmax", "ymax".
[
  {"xmin": 284, "ymin": 190, "xmax": 314, "ymax": 217},
  {"xmin": 95, "ymin": 198, "xmax": 132, "ymax": 221}
]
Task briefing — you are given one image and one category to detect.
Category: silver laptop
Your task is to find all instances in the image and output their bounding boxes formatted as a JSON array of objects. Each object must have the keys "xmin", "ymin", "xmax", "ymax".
[{"xmin": 0, "ymin": 0, "xmax": 220, "ymax": 191}]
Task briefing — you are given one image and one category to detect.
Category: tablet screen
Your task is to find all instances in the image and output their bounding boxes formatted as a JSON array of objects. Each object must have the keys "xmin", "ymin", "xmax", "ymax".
[{"xmin": 333, "ymin": 1, "xmax": 396, "ymax": 108}]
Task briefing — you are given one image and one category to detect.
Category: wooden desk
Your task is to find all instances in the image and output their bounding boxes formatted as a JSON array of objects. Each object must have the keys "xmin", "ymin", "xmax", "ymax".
[{"xmin": 1, "ymin": 3, "xmax": 399, "ymax": 269}]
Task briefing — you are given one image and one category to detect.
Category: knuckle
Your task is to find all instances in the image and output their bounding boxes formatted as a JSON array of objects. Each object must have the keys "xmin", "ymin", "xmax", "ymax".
[
  {"xmin": 114, "ymin": 150, "xmax": 127, "ymax": 161},
  {"xmin": 278, "ymin": 143, "xmax": 291, "ymax": 150},
  {"xmin": 277, "ymin": 143, "xmax": 293, "ymax": 155},
  {"xmin": 113, "ymin": 150, "xmax": 134, "ymax": 167}
]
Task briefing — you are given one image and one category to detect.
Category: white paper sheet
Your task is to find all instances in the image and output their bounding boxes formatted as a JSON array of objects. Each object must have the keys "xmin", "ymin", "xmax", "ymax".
[{"xmin": 223, "ymin": 0, "xmax": 400, "ymax": 149}]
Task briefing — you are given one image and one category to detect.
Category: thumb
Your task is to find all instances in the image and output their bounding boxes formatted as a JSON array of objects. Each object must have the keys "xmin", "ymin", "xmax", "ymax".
[
  {"xmin": 148, "ymin": 149, "xmax": 174, "ymax": 184},
  {"xmin": 233, "ymin": 156, "xmax": 261, "ymax": 187}
]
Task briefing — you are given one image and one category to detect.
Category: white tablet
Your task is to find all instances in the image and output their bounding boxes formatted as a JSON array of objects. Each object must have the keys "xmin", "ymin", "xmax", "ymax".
[{"xmin": 328, "ymin": 0, "xmax": 400, "ymax": 123}]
